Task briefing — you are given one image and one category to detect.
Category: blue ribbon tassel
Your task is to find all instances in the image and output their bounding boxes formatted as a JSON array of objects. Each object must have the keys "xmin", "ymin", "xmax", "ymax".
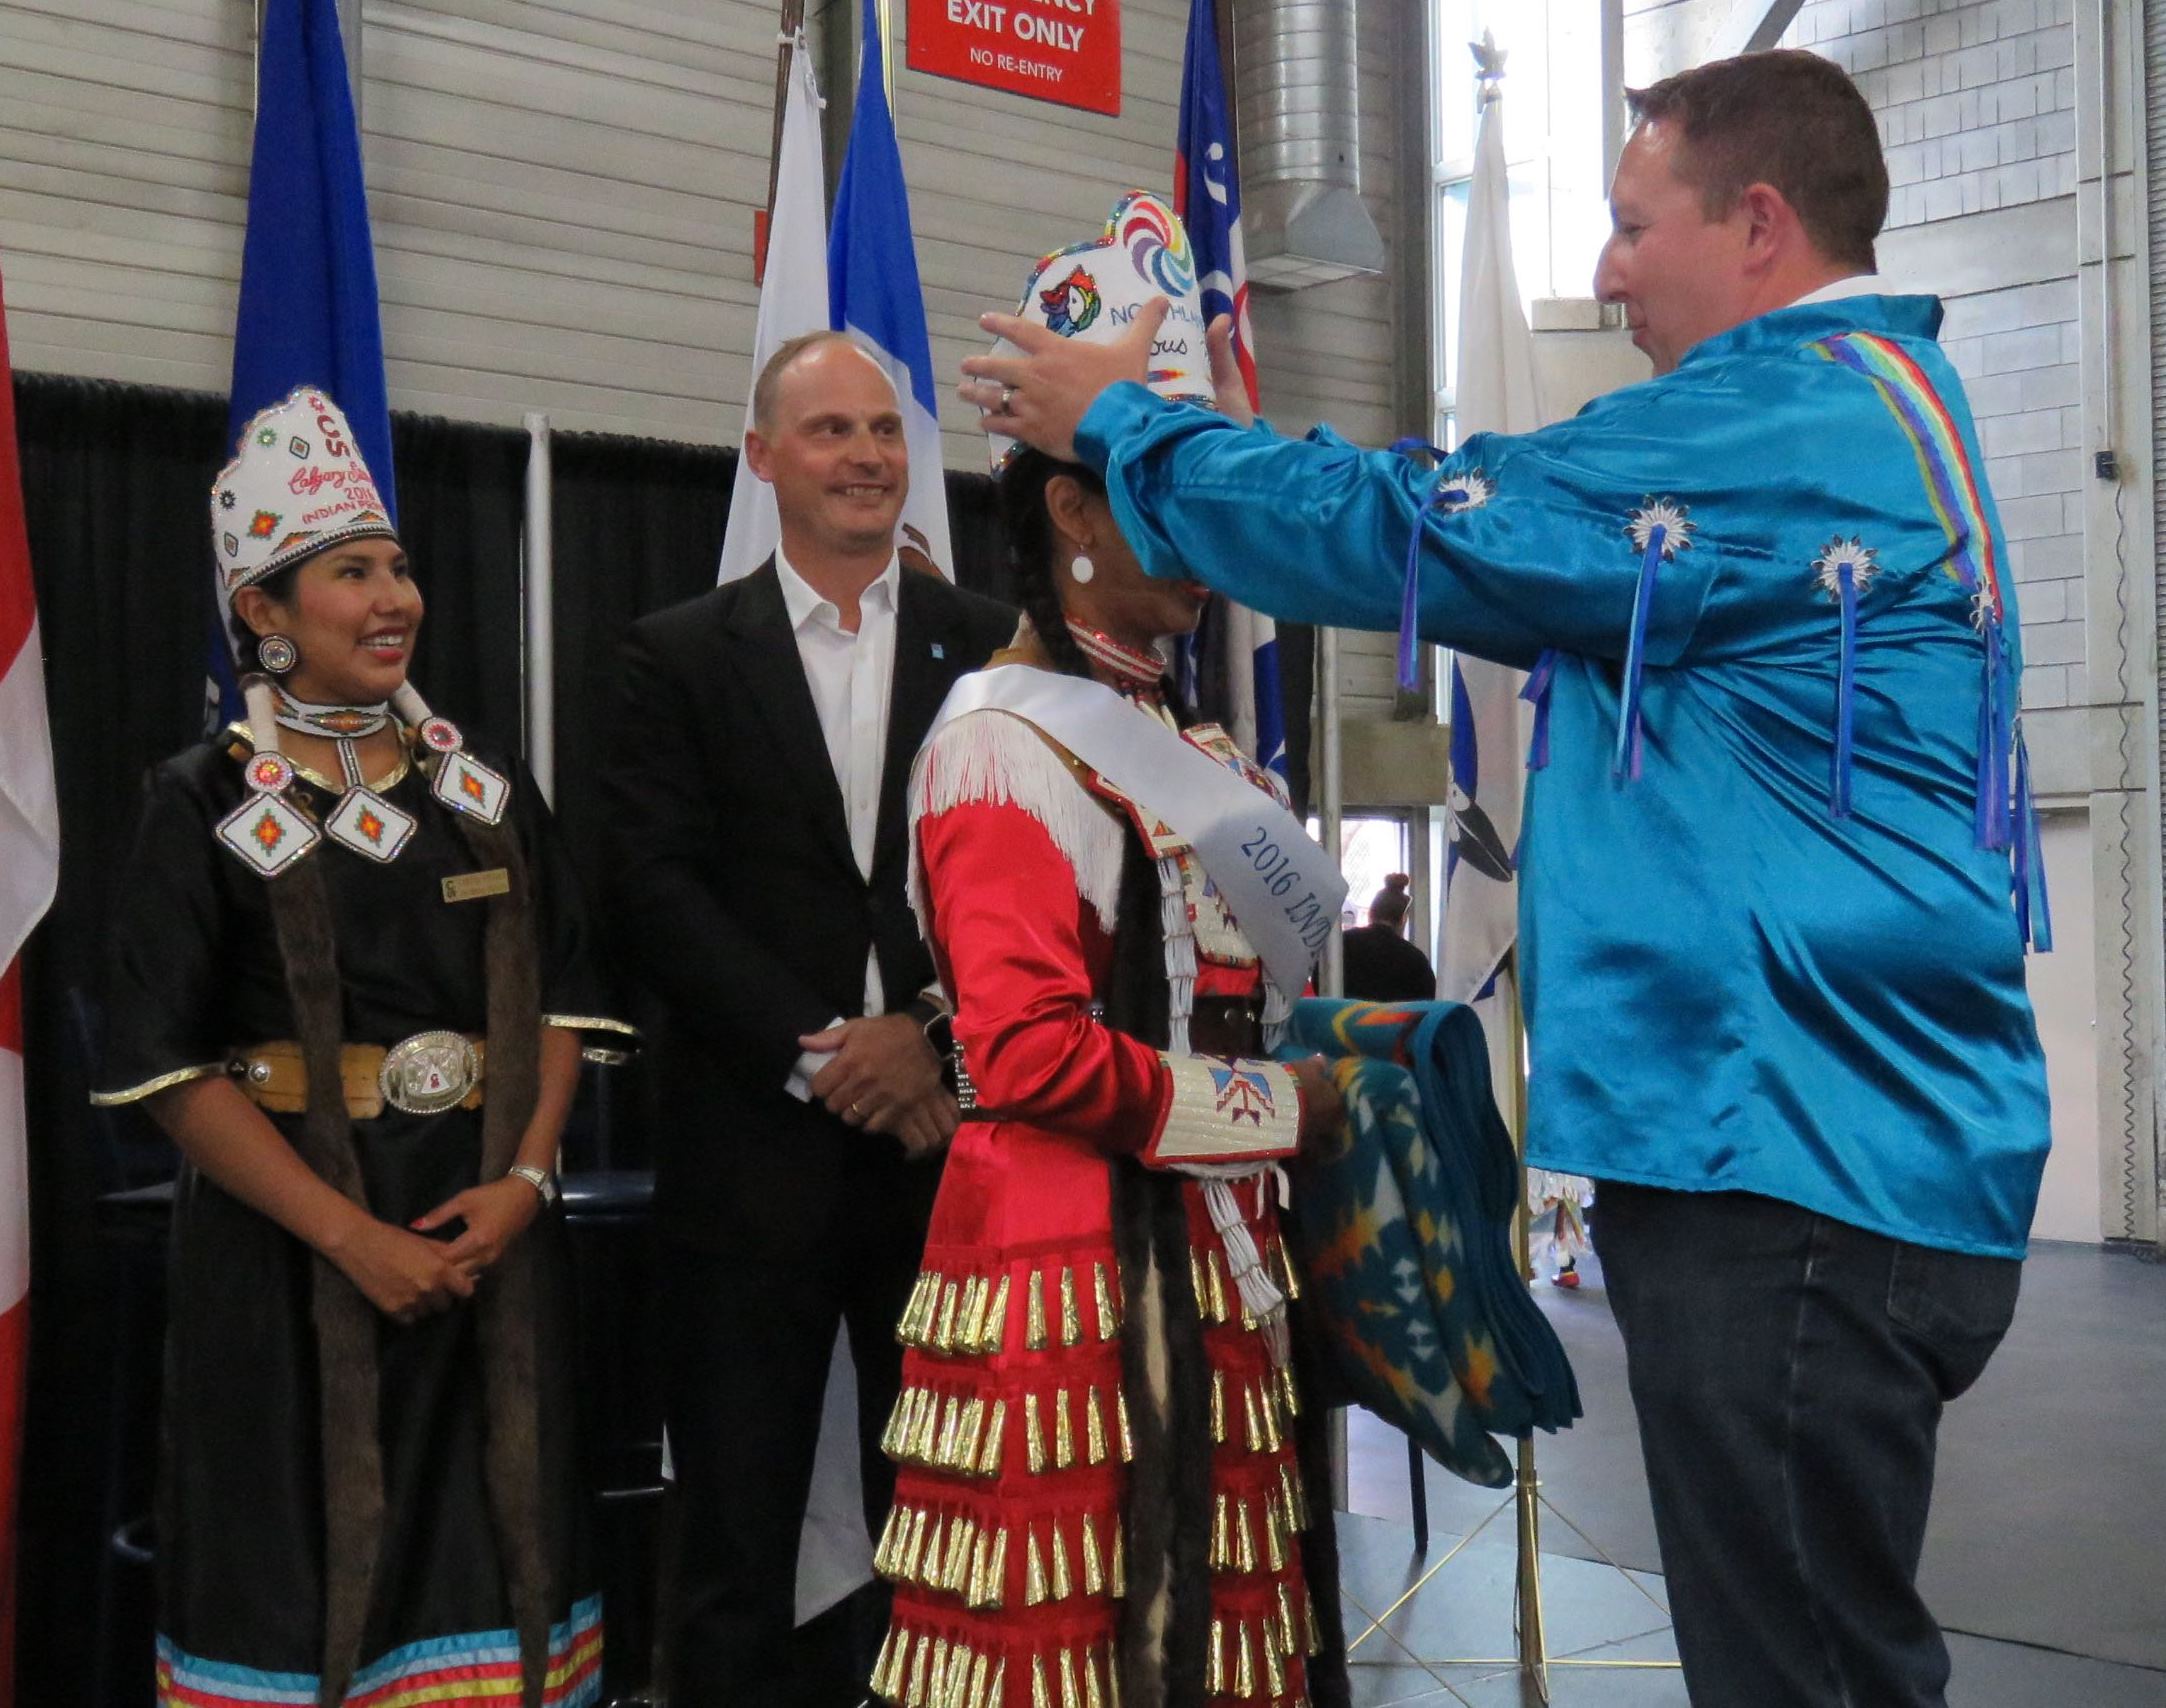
[
  {"xmin": 1831, "ymin": 561, "xmax": 1859, "ymax": 819},
  {"xmin": 1521, "ymin": 650, "xmax": 1557, "ymax": 771},
  {"xmin": 1972, "ymin": 613, "xmax": 2051, "ymax": 954},
  {"xmin": 1390, "ymin": 439, "xmax": 1457, "ymax": 696},
  {"xmin": 1613, "ymin": 526, "xmax": 1666, "ymax": 780},
  {"xmin": 1974, "ymin": 630, "xmax": 2012, "ymax": 853},
  {"xmin": 2011, "ymin": 725, "xmax": 2052, "ymax": 952}
]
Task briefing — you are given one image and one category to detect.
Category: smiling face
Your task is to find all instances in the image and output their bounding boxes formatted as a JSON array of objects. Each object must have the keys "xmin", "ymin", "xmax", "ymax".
[
  {"xmin": 236, "ymin": 535, "xmax": 422, "ymax": 704},
  {"xmin": 1594, "ymin": 119, "xmax": 1762, "ymax": 375},
  {"xmin": 744, "ymin": 339, "xmax": 909, "ymax": 565}
]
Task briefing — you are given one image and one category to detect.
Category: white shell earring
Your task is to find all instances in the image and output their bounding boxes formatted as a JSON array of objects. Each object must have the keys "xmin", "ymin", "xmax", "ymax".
[{"xmin": 1069, "ymin": 553, "xmax": 1095, "ymax": 585}]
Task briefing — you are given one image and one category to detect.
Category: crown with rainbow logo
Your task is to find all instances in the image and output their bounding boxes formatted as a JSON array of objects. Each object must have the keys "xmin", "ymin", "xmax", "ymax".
[{"xmin": 987, "ymin": 190, "xmax": 1213, "ymax": 471}]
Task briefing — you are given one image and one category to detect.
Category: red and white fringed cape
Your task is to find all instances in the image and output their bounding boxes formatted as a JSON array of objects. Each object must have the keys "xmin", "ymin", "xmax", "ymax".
[{"xmin": 873, "ymin": 691, "xmax": 1329, "ymax": 1708}]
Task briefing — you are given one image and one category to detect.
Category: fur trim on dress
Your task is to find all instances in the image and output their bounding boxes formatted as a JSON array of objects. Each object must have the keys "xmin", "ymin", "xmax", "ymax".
[
  {"xmin": 264, "ymin": 855, "xmax": 387, "ymax": 1708},
  {"xmin": 909, "ymin": 709, "xmax": 1127, "ymax": 945},
  {"xmin": 260, "ymin": 773, "xmax": 557, "ymax": 1708},
  {"xmin": 457, "ymin": 809, "xmax": 553, "ymax": 1707}
]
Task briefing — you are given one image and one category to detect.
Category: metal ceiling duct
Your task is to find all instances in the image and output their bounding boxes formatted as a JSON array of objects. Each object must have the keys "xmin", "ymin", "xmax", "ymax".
[{"xmin": 1235, "ymin": 0, "xmax": 1387, "ymax": 290}]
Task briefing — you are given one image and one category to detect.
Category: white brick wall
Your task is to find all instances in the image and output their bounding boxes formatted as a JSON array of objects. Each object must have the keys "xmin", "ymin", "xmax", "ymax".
[
  {"xmin": 1790, "ymin": 0, "xmax": 2077, "ymax": 227},
  {"xmin": 1934, "ymin": 276, "xmax": 2087, "ymax": 709},
  {"xmin": 1783, "ymin": 1, "xmax": 2083, "ymax": 715}
]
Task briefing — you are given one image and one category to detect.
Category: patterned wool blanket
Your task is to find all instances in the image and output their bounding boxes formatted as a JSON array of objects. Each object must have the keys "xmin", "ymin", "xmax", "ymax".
[{"xmin": 1277, "ymin": 998, "xmax": 1580, "ymax": 1488}]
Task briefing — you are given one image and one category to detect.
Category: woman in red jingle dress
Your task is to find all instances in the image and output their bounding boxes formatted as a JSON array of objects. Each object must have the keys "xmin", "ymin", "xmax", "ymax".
[{"xmin": 868, "ymin": 447, "xmax": 1347, "ymax": 1708}]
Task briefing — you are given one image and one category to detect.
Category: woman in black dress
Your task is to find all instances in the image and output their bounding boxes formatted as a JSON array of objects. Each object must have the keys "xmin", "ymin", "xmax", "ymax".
[
  {"xmin": 91, "ymin": 388, "xmax": 628, "ymax": 1708},
  {"xmin": 1339, "ymin": 875, "xmax": 1437, "ymax": 1004}
]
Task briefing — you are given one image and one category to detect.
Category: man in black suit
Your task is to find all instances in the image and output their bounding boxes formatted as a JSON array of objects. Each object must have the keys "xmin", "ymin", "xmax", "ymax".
[{"xmin": 604, "ymin": 332, "xmax": 1014, "ymax": 1705}]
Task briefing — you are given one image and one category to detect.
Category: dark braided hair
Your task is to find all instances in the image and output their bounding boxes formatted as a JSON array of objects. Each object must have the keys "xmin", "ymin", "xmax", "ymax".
[
  {"xmin": 999, "ymin": 447, "xmax": 1197, "ymax": 725},
  {"xmin": 999, "ymin": 444, "xmax": 1218, "ymax": 1699},
  {"xmin": 999, "ymin": 447, "xmax": 1101, "ymax": 682},
  {"xmin": 997, "ymin": 446, "xmax": 1184, "ymax": 1049}
]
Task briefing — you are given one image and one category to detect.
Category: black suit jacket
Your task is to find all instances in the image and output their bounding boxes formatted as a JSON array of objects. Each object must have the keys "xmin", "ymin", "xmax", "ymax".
[{"xmin": 604, "ymin": 560, "xmax": 1016, "ymax": 1256}]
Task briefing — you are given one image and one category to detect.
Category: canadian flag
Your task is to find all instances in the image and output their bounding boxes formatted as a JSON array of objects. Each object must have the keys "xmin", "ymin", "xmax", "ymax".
[{"xmin": 0, "ymin": 262, "xmax": 61, "ymax": 1708}]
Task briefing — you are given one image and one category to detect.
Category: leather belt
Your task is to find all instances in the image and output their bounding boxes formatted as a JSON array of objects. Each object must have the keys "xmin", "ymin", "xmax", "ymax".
[
  {"xmin": 231, "ymin": 1031, "xmax": 487, "ymax": 1119},
  {"xmin": 1189, "ymin": 994, "xmax": 1266, "ymax": 1059}
]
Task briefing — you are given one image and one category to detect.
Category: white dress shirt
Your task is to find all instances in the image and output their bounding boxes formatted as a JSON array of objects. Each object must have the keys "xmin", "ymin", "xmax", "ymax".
[
  {"xmin": 776, "ymin": 546, "xmax": 900, "ymax": 1099},
  {"xmin": 1791, "ymin": 272, "xmax": 1883, "ymax": 306}
]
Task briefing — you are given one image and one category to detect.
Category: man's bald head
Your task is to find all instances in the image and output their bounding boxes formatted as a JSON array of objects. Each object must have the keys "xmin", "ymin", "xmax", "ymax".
[{"xmin": 750, "ymin": 331, "xmax": 897, "ymax": 436}]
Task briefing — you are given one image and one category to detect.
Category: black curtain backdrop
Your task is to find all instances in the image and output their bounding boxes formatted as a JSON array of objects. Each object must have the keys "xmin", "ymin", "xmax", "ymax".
[
  {"xmin": 12, "ymin": 375, "xmax": 225, "ymax": 1708},
  {"xmin": 546, "ymin": 430, "xmax": 730, "ymax": 893},
  {"xmin": 393, "ymin": 412, "xmax": 528, "ymax": 737},
  {"xmin": 945, "ymin": 467, "xmax": 1007, "ymax": 603}
]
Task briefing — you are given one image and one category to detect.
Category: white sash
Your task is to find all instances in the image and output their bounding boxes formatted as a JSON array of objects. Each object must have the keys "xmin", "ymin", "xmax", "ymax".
[{"xmin": 927, "ymin": 665, "xmax": 1345, "ymax": 994}]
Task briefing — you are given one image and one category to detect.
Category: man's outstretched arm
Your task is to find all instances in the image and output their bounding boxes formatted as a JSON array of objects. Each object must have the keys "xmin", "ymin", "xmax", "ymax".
[{"xmin": 962, "ymin": 303, "xmax": 1713, "ymax": 671}]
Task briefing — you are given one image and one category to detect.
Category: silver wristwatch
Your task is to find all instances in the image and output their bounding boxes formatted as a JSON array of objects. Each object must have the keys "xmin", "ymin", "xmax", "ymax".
[{"xmin": 506, "ymin": 1164, "xmax": 559, "ymax": 1206}]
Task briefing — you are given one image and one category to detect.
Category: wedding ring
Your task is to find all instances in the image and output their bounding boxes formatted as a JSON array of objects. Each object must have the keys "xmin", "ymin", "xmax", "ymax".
[{"xmin": 1000, "ymin": 384, "xmax": 1018, "ymax": 412}]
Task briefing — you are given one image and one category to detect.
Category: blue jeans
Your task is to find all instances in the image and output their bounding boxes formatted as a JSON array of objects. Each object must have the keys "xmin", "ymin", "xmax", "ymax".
[{"xmin": 1593, "ymin": 1183, "xmax": 2022, "ymax": 1708}]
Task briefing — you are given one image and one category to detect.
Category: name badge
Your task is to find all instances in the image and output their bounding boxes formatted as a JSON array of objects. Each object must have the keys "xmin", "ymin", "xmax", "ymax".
[{"xmin": 441, "ymin": 868, "xmax": 510, "ymax": 904}]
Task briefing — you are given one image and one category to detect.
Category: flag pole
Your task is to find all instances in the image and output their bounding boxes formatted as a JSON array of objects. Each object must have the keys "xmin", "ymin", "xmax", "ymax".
[
  {"xmin": 877, "ymin": 0, "xmax": 895, "ymax": 113},
  {"xmin": 1505, "ymin": 952, "xmax": 1550, "ymax": 1697},
  {"xmin": 521, "ymin": 411, "xmax": 554, "ymax": 805},
  {"xmin": 1479, "ymin": 48, "xmax": 1677, "ymax": 1689},
  {"xmin": 766, "ymin": 0, "xmax": 807, "ymax": 220},
  {"xmin": 1317, "ymin": 631, "xmax": 1348, "ymax": 1509}
]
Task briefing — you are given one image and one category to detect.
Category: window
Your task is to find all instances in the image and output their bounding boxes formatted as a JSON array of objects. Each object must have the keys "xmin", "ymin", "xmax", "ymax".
[
  {"xmin": 1338, "ymin": 816, "xmax": 1412, "ymax": 930},
  {"xmin": 1427, "ymin": 2, "xmax": 1617, "ymax": 724},
  {"xmin": 1307, "ymin": 813, "xmax": 1415, "ymax": 931},
  {"xmin": 1430, "ymin": 1, "xmax": 1615, "ymax": 447}
]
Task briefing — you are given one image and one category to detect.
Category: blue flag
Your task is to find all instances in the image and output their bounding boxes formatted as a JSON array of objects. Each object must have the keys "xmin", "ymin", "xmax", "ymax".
[
  {"xmin": 1175, "ymin": 0, "xmax": 1258, "ymax": 409},
  {"xmin": 829, "ymin": 0, "xmax": 953, "ymax": 575},
  {"xmin": 1175, "ymin": 0, "xmax": 1285, "ymax": 776},
  {"xmin": 211, "ymin": 0, "xmax": 395, "ymax": 724}
]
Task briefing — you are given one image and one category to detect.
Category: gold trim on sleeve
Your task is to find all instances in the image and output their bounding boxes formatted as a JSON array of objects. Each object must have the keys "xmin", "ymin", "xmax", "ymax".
[{"xmin": 89, "ymin": 1062, "xmax": 225, "ymax": 1107}]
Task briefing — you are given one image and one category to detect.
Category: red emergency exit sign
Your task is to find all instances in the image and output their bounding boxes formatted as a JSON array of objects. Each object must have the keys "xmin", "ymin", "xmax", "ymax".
[{"xmin": 906, "ymin": 0, "xmax": 1122, "ymax": 117}]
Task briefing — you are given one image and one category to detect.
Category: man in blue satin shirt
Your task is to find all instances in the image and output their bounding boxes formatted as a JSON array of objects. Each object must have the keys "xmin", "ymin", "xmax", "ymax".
[{"xmin": 963, "ymin": 50, "xmax": 2051, "ymax": 1708}]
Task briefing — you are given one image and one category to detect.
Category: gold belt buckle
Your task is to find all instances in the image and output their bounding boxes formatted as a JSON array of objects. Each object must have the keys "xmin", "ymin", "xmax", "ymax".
[{"xmin": 378, "ymin": 1029, "xmax": 479, "ymax": 1116}]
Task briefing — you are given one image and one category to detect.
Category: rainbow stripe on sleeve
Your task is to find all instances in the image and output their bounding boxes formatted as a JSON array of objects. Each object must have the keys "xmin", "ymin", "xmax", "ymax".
[{"xmin": 1808, "ymin": 331, "xmax": 2005, "ymax": 628}]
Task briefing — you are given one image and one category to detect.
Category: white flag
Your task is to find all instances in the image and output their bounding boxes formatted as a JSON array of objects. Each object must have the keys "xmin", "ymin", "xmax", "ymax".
[
  {"xmin": 828, "ymin": 0, "xmax": 955, "ymax": 578},
  {"xmin": 718, "ymin": 34, "xmax": 828, "ymax": 584},
  {"xmin": 1440, "ymin": 86, "xmax": 1541, "ymax": 1098}
]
